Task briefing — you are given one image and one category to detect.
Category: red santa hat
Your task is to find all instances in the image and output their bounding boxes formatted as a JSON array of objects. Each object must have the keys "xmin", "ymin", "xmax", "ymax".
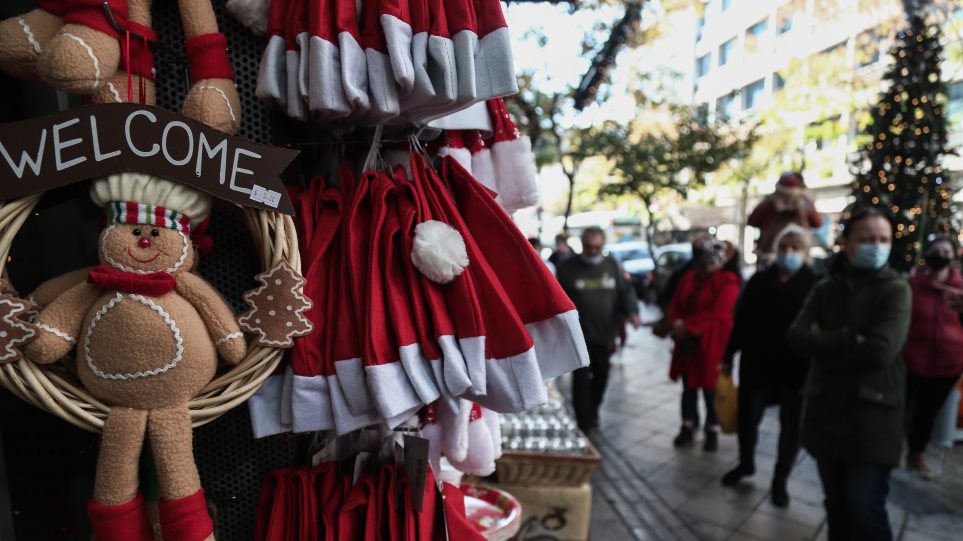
[
  {"xmin": 486, "ymin": 98, "xmax": 539, "ymax": 212},
  {"xmin": 473, "ymin": 0, "xmax": 518, "ymax": 101},
  {"xmin": 776, "ymin": 172, "xmax": 806, "ymax": 196},
  {"xmin": 446, "ymin": 403, "xmax": 498, "ymax": 476},
  {"xmin": 334, "ymin": 0, "xmax": 370, "ymax": 117},
  {"xmin": 360, "ymin": 0, "xmax": 400, "ymax": 123},
  {"xmin": 436, "ymin": 130, "xmax": 472, "ymax": 173},
  {"xmin": 441, "ymin": 483, "xmax": 488, "ymax": 541},
  {"xmin": 465, "ymin": 130, "xmax": 497, "ymax": 193},
  {"xmin": 307, "ymin": 0, "xmax": 350, "ymax": 118},
  {"xmin": 445, "ymin": 0, "xmax": 479, "ymax": 112},
  {"xmin": 443, "ymin": 156, "xmax": 590, "ymax": 381},
  {"xmin": 256, "ymin": 0, "xmax": 290, "ymax": 109},
  {"xmin": 400, "ymin": 0, "xmax": 458, "ymax": 119},
  {"xmin": 420, "ymin": 157, "xmax": 548, "ymax": 413},
  {"xmin": 284, "ymin": 0, "xmax": 309, "ymax": 120},
  {"xmin": 379, "ymin": 0, "xmax": 416, "ymax": 101}
]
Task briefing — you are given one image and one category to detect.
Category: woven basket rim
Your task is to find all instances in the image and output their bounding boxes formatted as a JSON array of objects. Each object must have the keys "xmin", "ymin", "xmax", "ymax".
[{"xmin": 0, "ymin": 193, "xmax": 298, "ymax": 432}]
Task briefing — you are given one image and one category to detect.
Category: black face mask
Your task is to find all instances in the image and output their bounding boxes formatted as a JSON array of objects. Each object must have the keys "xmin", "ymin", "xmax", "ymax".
[
  {"xmin": 925, "ymin": 254, "xmax": 952, "ymax": 270},
  {"xmin": 691, "ymin": 247, "xmax": 706, "ymax": 262}
]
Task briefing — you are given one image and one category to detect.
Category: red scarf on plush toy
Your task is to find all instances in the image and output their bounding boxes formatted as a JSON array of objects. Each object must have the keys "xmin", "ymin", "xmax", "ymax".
[{"xmin": 87, "ymin": 265, "xmax": 177, "ymax": 297}]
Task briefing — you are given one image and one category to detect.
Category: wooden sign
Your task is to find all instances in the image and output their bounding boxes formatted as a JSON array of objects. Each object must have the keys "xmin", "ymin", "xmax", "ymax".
[{"xmin": 0, "ymin": 103, "xmax": 298, "ymax": 214}]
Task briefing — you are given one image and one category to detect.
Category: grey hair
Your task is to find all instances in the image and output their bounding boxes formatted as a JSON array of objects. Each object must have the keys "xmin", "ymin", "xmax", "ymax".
[{"xmin": 773, "ymin": 224, "xmax": 812, "ymax": 251}]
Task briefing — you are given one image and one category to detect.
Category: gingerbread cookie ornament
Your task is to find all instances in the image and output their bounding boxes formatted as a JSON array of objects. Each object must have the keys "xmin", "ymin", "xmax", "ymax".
[
  {"xmin": 26, "ymin": 173, "xmax": 245, "ymax": 541},
  {"xmin": 0, "ymin": 295, "xmax": 37, "ymax": 363},
  {"xmin": 238, "ymin": 260, "xmax": 313, "ymax": 348}
]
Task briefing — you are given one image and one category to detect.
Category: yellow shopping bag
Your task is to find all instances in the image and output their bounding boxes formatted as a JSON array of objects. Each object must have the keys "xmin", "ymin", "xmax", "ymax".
[{"xmin": 715, "ymin": 374, "xmax": 738, "ymax": 434}]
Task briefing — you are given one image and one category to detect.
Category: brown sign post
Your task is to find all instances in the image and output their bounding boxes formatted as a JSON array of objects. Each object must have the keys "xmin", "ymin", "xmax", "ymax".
[{"xmin": 0, "ymin": 103, "xmax": 298, "ymax": 214}]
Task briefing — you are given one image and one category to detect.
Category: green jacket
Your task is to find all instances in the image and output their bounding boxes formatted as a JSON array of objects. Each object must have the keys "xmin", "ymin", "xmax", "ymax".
[
  {"xmin": 557, "ymin": 255, "xmax": 639, "ymax": 347},
  {"xmin": 786, "ymin": 260, "xmax": 911, "ymax": 468}
]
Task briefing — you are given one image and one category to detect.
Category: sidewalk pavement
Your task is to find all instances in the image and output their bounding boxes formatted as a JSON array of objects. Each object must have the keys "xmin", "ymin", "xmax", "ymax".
[{"xmin": 568, "ymin": 305, "xmax": 963, "ymax": 541}]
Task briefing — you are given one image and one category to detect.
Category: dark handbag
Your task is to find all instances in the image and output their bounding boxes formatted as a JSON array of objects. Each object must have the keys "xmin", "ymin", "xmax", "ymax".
[{"xmin": 675, "ymin": 333, "xmax": 700, "ymax": 356}]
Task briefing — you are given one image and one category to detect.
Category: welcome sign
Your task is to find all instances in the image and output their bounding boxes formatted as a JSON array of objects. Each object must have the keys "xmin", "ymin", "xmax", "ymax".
[{"xmin": 0, "ymin": 103, "xmax": 298, "ymax": 214}]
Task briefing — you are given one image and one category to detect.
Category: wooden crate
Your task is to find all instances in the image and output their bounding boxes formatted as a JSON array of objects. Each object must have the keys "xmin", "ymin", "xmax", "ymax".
[{"xmin": 495, "ymin": 443, "xmax": 601, "ymax": 487}]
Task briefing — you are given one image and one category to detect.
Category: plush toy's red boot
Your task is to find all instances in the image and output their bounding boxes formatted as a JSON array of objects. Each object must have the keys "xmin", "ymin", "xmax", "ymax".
[
  {"xmin": 158, "ymin": 489, "xmax": 215, "ymax": 541},
  {"xmin": 88, "ymin": 492, "xmax": 154, "ymax": 541}
]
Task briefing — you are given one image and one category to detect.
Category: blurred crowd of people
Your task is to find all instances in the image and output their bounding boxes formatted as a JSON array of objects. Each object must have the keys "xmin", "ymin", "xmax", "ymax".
[{"xmin": 540, "ymin": 173, "xmax": 963, "ymax": 541}]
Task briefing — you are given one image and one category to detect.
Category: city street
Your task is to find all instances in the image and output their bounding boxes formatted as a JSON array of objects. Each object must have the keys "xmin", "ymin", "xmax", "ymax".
[{"xmin": 572, "ymin": 304, "xmax": 963, "ymax": 541}]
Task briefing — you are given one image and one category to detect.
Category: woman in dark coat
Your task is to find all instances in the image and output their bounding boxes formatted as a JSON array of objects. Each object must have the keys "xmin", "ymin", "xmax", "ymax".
[
  {"xmin": 787, "ymin": 208, "xmax": 911, "ymax": 541},
  {"xmin": 722, "ymin": 225, "xmax": 820, "ymax": 507},
  {"xmin": 903, "ymin": 235, "xmax": 963, "ymax": 478},
  {"xmin": 668, "ymin": 240, "xmax": 741, "ymax": 452}
]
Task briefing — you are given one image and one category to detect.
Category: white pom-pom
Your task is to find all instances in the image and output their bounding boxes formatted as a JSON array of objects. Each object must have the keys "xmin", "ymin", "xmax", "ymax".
[
  {"xmin": 226, "ymin": 0, "xmax": 270, "ymax": 35},
  {"xmin": 412, "ymin": 220, "xmax": 469, "ymax": 284}
]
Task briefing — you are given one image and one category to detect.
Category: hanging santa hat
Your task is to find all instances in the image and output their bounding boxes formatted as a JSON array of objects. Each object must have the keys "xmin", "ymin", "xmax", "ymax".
[
  {"xmin": 360, "ymin": 0, "xmax": 400, "ymax": 123},
  {"xmin": 256, "ymin": 0, "xmax": 290, "ymax": 110},
  {"xmin": 307, "ymin": 0, "xmax": 351, "ymax": 119},
  {"xmin": 486, "ymin": 98, "xmax": 539, "ymax": 212},
  {"xmin": 436, "ymin": 130, "xmax": 472, "ymax": 173},
  {"xmin": 284, "ymin": 0, "xmax": 309, "ymax": 120},
  {"xmin": 419, "ymin": 157, "xmax": 548, "ymax": 413},
  {"xmin": 400, "ymin": 0, "xmax": 457, "ymax": 119},
  {"xmin": 379, "ymin": 0, "xmax": 415, "ymax": 100},
  {"xmin": 775, "ymin": 171, "xmax": 807, "ymax": 196},
  {"xmin": 442, "ymin": 157, "xmax": 590, "ymax": 381},
  {"xmin": 334, "ymin": 0, "xmax": 371, "ymax": 117},
  {"xmin": 445, "ymin": 0, "xmax": 479, "ymax": 112},
  {"xmin": 337, "ymin": 468, "xmax": 376, "ymax": 540},
  {"xmin": 465, "ymin": 130, "xmax": 497, "ymax": 193},
  {"xmin": 473, "ymin": 0, "xmax": 518, "ymax": 101},
  {"xmin": 364, "ymin": 172, "xmax": 425, "ymax": 426},
  {"xmin": 446, "ymin": 403, "xmax": 498, "ymax": 476}
]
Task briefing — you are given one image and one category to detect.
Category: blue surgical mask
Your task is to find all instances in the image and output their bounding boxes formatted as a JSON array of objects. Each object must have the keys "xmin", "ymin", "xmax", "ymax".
[
  {"xmin": 776, "ymin": 253, "xmax": 804, "ymax": 273},
  {"xmin": 852, "ymin": 243, "xmax": 891, "ymax": 270}
]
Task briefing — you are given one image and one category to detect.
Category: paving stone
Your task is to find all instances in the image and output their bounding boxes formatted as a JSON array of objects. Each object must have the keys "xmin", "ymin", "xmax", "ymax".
[{"xmin": 737, "ymin": 509, "xmax": 819, "ymax": 541}]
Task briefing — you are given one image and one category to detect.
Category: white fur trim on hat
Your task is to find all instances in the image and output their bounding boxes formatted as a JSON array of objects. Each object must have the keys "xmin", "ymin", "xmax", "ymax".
[
  {"xmin": 90, "ymin": 173, "xmax": 212, "ymax": 226},
  {"xmin": 411, "ymin": 220, "xmax": 469, "ymax": 284}
]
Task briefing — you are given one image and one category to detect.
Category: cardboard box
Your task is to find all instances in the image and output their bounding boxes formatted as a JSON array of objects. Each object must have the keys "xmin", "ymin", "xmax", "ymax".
[{"xmin": 483, "ymin": 482, "xmax": 592, "ymax": 541}]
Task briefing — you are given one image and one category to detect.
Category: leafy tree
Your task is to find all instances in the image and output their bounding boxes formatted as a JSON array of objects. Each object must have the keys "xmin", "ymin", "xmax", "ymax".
[{"xmin": 850, "ymin": 13, "xmax": 956, "ymax": 271}]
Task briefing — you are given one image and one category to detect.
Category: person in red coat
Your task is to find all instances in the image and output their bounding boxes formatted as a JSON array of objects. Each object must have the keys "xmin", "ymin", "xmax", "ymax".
[
  {"xmin": 668, "ymin": 240, "xmax": 742, "ymax": 451},
  {"xmin": 903, "ymin": 235, "xmax": 963, "ymax": 478},
  {"xmin": 747, "ymin": 172, "xmax": 823, "ymax": 266}
]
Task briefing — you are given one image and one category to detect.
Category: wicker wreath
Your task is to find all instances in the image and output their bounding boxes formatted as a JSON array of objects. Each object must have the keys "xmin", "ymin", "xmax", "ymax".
[{"xmin": 0, "ymin": 193, "xmax": 299, "ymax": 432}]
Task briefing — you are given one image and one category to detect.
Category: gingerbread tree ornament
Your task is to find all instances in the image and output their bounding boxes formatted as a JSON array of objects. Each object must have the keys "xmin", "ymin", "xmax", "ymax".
[
  {"xmin": 238, "ymin": 260, "xmax": 313, "ymax": 347},
  {"xmin": 0, "ymin": 295, "xmax": 38, "ymax": 363}
]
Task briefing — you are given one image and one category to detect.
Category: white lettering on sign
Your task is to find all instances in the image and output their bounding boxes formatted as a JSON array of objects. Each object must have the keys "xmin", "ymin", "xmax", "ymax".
[
  {"xmin": 230, "ymin": 148, "xmax": 260, "ymax": 195},
  {"xmin": 161, "ymin": 121, "xmax": 194, "ymax": 166},
  {"xmin": 53, "ymin": 117, "xmax": 86, "ymax": 171},
  {"xmin": 0, "ymin": 129, "xmax": 46, "ymax": 179},
  {"xmin": 125, "ymin": 109, "xmax": 159, "ymax": 157},
  {"xmin": 196, "ymin": 132, "xmax": 228, "ymax": 184},
  {"xmin": 90, "ymin": 116, "xmax": 121, "ymax": 162}
]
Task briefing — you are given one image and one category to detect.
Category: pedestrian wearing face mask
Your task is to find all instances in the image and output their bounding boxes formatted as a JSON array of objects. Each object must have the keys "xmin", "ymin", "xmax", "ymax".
[
  {"xmin": 720, "ymin": 225, "xmax": 820, "ymax": 507},
  {"xmin": 788, "ymin": 208, "xmax": 910, "ymax": 541},
  {"xmin": 902, "ymin": 234, "xmax": 963, "ymax": 479},
  {"xmin": 557, "ymin": 227, "xmax": 641, "ymax": 432},
  {"xmin": 667, "ymin": 240, "xmax": 742, "ymax": 451}
]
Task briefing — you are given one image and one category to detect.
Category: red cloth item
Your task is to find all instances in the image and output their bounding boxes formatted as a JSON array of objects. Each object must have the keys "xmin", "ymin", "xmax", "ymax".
[
  {"xmin": 88, "ymin": 264, "xmax": 176, "ymax": 297},
  {"xmin": 337, "ymin": 469, "xmax": 375, "ymax": 541},
  {"xmin": 307, "ymin": 0, "xmax": 350, "ymax": 118},
  {"xmin": 119, "ymin": 22, "xmax": 157, "ymax": 81},
  {"xmin": 157, "ymin": 489, "xmax": 215, "ymax": 541},
  {"xmin": 284, "ymin": 0, "xmax": 309, "ymax": 120},
  {"xmin": 436, "ymin": 131, "xmax": 472, "ymax": 173},
  {"xmin": 87, "ymin": 493, "xmax": 153, "ymax": 541},
  {"xmin": 415, "ymin": 468, "xmax": 440, "ymax": 541},
  {"xmin": 317, "ymin": 464, "xmax": 346, "ymax": 541},
  {"xmin": 441, "ymin": 483, "xmax": 486, "ymax": 541},
  {"xmin": 256, "ymin": 0, "xmax": 290, "ymax": 108},
  {"xmin": 379, "ymin": 0, "xmax": 415, "ymax": 99},
  {"xmin": 34, "ymin": 0, "xmax": 66, "ymax": 15},
  {"xmin": 185, "ymin": 33, "xmax": 235, "ymax": 82},
  {"xmin": 334, "ymin": 0, "xmax": 370, "ymax": 117},
  {"xmin": 465, "ymin": 129, "xmax": 496, "ymax": 193},
  {"xmin": 417, "ymin": 155, "xmax": 547, "ymax": 412},
  {"xmin": 668, "ymin": 268, "xmax": 741, "ymax": 390},
  {"xmin": 401, "ymin": 0, "xmax": 457, "ymax": 120},
  {"xmin": 190, "ymin": 217, "xmax": 214, "ymax": 258},
  {"xmin": 62, "ymin": 0, "xmax": 129, "ymax": 40},
  {"xmin": 472, "ymin": 0, "xmax": 517, "ymax": 100},
  {"xmin": 442, "ymin": 157, "xmax": 589, "ymax": 381},
  {"xmin": 445, "ymin": 0, "xmax": 478, "ymax": 111},
  {"xmin": 484, "ymin": 98, "xmax": 539, "ymax": 211},
  {"xmin": 904, "ymin": 269, "xmax": 963, "ymax": 377}
]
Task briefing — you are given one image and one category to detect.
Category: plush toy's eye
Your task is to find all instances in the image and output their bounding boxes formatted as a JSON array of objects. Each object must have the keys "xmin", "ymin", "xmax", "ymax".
[
  {"xmin": 132, "ymin": 228, "xmax": 142, "ymax": 236},
  {"xmin": 151, "ymin": 229, "xmax": 160, "ymax": 237}
]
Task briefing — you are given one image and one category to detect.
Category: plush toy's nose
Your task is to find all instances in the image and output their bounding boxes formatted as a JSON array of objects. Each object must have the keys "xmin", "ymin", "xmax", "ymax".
[{"xmin": 138, "ymin": 237, "xmax": 152, "ymax": 248}]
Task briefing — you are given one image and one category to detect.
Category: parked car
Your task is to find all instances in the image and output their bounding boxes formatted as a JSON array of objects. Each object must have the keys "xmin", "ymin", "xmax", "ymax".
[
  {"xmin": 605, "ymin": 241, "xmax": 655, "ymax": 300},
  {"xmin": 652, "ymin": 243, "xmax": 693, "ymax": 303}
]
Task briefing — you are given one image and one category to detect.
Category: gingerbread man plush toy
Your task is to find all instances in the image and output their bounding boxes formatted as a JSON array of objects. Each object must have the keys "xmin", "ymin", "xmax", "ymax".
[{"xmin": 25, "ymin": 173, "xmax": 246, "ymax": 541}]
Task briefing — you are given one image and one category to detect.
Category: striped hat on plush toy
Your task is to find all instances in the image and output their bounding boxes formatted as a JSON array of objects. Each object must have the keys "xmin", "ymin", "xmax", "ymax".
[{"xmin": 90, "ymin": 173, "xmax": 212, "ymax": 232}]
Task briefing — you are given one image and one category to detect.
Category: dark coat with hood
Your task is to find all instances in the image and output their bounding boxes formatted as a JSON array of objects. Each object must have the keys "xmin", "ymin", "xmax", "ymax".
[{"xmin": 787, "ymin": 256, "xmax": 911, "ymax": 468}]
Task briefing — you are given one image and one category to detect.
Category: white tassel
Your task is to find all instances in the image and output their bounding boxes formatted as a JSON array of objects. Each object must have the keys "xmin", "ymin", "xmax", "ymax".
[
  {"xmin": 226, "ymin": 0, "xmax": 270, "ymax": 35},
  {"xmin": 411, "ymin": 220, "xmax": 469, "ymax": 284}
]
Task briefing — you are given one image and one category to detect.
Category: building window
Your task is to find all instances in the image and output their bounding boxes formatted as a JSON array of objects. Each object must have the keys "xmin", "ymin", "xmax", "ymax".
[
  {"xmin": 719, "ymin": 37, "xmax": 736, "ymax": 67},
  {"xmin": 745, "ymin": 19, "xmax": 769, "ymax": 50},
  {"xmin": 696, "ymin": 54, "xmax": 712, "ymax": 78},
  {"xmin": 722, "ymin": 0, "xmax": 733, "ymax": 12},
  {"xmin": 742, "ymin": 78, "xmax": 766, "ymax": 110},
  {"xmin": 777, "ymin": 0, "xmax": 804, "ymax": 35},
  {"xmin": 949, "ymin": 81, "xmax": 963, "ymax": 129},
  {"xmin": 773, "ymin": 72, "xmax": 786, "ymax": 92},
  {"xmin": 716, "ymin": 94, "xmax": 737, "ymax": 119}
]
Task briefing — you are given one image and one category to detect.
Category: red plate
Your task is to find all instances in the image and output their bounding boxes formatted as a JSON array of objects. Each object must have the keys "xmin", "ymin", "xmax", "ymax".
[{"xmin": 460, "ymin": 483, "xmax": 523, "ymax": 541}]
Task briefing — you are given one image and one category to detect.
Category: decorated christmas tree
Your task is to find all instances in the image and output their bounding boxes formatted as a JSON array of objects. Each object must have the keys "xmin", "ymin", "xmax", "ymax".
[{"xmin": 850, "ymin": 14, "xmax": 955, "ymax": 271}]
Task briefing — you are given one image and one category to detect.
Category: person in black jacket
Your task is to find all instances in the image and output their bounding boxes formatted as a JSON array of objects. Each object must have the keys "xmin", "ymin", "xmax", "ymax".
[{"xmin": 721, "ymin": 225, "xmax": 820, "ymax": 507}]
